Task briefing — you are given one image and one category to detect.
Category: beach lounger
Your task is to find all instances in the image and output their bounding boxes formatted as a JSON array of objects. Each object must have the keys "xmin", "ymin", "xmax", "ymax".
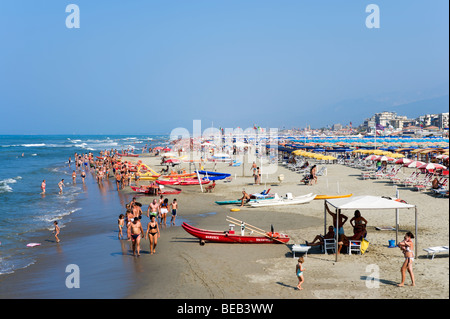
[
  {"xmin": 423, "ymin": 246, "xmax": 449, "ymax": 260},
  {"xmin": 291, "ymin": 244, "xmax": 311, "ymax": 258}
]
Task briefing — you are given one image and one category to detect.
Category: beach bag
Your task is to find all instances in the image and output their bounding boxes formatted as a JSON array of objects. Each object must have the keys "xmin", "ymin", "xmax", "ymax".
[{"xmin": 360, "ymin": 238, "xmax": 370, "ymax": 254}]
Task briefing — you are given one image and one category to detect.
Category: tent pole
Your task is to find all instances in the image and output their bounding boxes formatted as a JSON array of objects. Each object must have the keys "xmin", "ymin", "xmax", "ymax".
[
  {"xmin": 324, "ymin": 201, "xmax": 327, "ymax": 238},
  {"xmin": 415, "ymin": 207, "xmax": 418, "ymax": 258},
  {"xmin": 335, "ymin": 209, "xmax": 339, "ymax": 262},
  {"xmin": 395, "ymin": 208, "xmax": 399, "ymax": 244}
]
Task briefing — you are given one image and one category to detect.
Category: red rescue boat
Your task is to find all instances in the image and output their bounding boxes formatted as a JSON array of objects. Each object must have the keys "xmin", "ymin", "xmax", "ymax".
[{"xmin": 181, "ymin": 222, "xmax": 289, "ymax": 244}]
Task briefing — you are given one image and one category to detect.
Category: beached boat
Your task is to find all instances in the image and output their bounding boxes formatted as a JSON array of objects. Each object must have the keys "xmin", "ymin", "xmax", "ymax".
[
  {"xmin": 181, "ymin": 223, "xmax": 290, "ymax": 244},
  {"xmin": 215, "ymin": 197, "xmax": 274, "ymax": 205},
  {"xmin": 249, "ymin": 193, "xmax": 316, "ymax": 207},
  {"xmin": 130, "ymin": 185, "xmax": 182, "ymax": 195},
  {"xmin": 132, "ymin": 164, "xmax": 161, "ymax": 181},
  {"xmin": 179, "ymin": 179, "xmax": 210, "ymax": 186},
  {"xmin": 117, "ymin": 153, "xmax": 139, "ymax": 157},
  {"xmin": 156, "ymin": 178, "xmax": 210, "ymax": 186},
  {"xmin": 314, "ymin": 194, "xmax": 353, "ymax": 200},
  {"xmin": 195, "ymin": 170, "xmax": 231, "ymax": 181},
  {"xmin": 161, "ymin": 172, "xmax": 196, "ymax": 179}
]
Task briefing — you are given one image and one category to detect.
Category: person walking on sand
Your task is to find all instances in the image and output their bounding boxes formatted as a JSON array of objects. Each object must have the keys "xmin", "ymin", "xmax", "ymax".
[
  {"xmin": 147, "ymin": 199, "xmax": 159, "ymax": 220},
  {"xmin": 146, "ymin": 215, "xmax": 160, "ymax": 254},
  {"xmin": 128, "ymin": 218, "xmax": 144, "ymax": 257},
  {"xmin": 118, "ymin": 214, "xmax": 125, "ymax": 240},
  {"xmin": 296, "ymin": 257, "xmax": 305, "ymax": 290},
  {"xmin": 53, "ymin": 221, "xmax": 60, "ymax": 243},
  {"xmin": 170, "ymin": 198, "xmax": 178, "ymax": 226},
  {"xmin": 41, "ymin": 179, "xmax": 46, "ymax": 194},
  {"xmin": 160, "ymin": 198, "xmax": 169, "ymax": 226},
  {"xmin": 397, "ymin": 232, "xmax": 416, "ymax": 287},
  {"xmin": 58, "ymin": 179, "xmax": 65, "ymax": 194}
]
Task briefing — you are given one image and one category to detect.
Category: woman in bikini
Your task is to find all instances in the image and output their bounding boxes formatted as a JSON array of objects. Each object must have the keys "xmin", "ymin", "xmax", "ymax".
[
  {"xmin": 397, "ymin": 232, "xmax": 415, "ymax": 287},
  {"xmin": 160, "ymin": 198, "xmax": 169, "ymax": 226},
  {"xmin": 146, "ymin": 215, "xmax": 160, "ymax": 255}
]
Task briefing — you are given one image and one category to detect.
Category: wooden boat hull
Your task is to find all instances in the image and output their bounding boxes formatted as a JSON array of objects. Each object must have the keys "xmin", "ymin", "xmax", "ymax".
[
  {"xmin": 182, "ymin": 223, "xmax": 289, "ymax": 244},
  {"xmin": 314, "ymin": 194, "xmax": 353, "ymax": 200}
]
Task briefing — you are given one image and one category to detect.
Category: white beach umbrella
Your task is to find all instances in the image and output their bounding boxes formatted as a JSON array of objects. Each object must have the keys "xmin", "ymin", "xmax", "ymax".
[
  {"xmin": 395, "ymin": 158, "xmax": 412, "ymax": 165},
  {"xmin": 406, "ymin": 161, "xmax": 426, "ymax": 168},
  {"xmin": 418, "ymin": 163, "xmax": 447, "ymax": 170}
]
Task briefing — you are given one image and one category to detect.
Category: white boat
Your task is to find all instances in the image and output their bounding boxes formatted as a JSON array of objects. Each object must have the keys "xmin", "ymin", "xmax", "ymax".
[{"xmin": 249, "ymin": 193, "xmax": 316, "ymax": 207}]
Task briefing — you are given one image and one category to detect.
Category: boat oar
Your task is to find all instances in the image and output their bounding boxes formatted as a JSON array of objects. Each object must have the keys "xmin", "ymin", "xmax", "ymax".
[
  {"xmin": 226, "ymin": 216, "xmax": 288, "ymax": 245},
  {"xmin": 226, "ymin": 216, "xmax": 273, "ymax": 235}
]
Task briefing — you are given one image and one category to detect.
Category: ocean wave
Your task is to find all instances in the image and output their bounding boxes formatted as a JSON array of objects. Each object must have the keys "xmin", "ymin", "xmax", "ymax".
[
  {"xmin": 21, "ymin": 144, "xmax": 46, "ymax": 147},
  {"xmin": 0, "ymin": 256, "xmax": 36, "ymax": 275},
  {"xmin": 0, "ymin": 176, "xmax": 22, "ymax": 193}
]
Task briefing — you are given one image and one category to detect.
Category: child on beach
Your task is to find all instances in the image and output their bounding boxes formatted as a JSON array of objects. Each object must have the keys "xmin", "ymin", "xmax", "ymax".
[
  {"xmin": 397, "ymin": 232, "xmax": 415, "ymax": 287},
  {"xmin": 170, "ymin": 198, "xmax": 178, "ymax": 226},
  {"xmin": 296, "ymin": 257, "xmax": 305, "ymax": 290},
  {"xmin": 118, "ymin": 214, "xmax": 125, "ymax": 239},
  {"xmin": 53, "ymin": 221, "xmax": 60, "ymax": 243}
]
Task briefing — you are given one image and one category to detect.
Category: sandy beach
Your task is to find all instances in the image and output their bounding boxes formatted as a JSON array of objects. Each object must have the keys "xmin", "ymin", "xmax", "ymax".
[
  {"xmin": 121, "ymin": 152, "xmax": 449, "ymax": 299},
  {"xmin": 0, "ymin": 150, "xmax": 447, "ymax": 301}
]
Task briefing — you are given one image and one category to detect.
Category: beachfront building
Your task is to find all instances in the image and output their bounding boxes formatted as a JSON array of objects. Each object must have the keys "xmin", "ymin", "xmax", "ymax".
[{"xmin": 362, "ymin": 111, "xmax": 412, "ymax": 133}]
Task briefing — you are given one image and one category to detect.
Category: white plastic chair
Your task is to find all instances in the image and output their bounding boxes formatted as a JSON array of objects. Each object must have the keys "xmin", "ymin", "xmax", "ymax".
[{"xmin": 322, "ymin": 238, "xmax": 336, "ymax": 254}]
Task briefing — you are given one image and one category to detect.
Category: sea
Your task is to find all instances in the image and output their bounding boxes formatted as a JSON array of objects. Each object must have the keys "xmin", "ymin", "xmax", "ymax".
[{"xmin": 0, "ymin": 135, "xmax": 168, "ymax": 278}]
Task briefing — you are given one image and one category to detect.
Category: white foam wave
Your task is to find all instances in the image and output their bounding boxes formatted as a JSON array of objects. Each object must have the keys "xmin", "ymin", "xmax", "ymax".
[
  {"xmin": 21, "ymin": 144, "xmax": 46, "ymax": 147},
  {"xmin": 0, "ymin": 176, "xmax": 21, "ymax": 193}
]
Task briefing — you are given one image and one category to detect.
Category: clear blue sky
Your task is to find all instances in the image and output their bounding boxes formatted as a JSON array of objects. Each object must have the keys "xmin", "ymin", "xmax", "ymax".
[{"xmin": 0, "ymin": 0, "xmax": 448, "ymax": 134}]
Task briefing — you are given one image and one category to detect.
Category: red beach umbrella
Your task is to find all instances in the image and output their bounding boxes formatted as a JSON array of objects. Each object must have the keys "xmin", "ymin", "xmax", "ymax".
[{"xmin": 163, "ymin": 147, "xmax": 171, "ymax": 152}]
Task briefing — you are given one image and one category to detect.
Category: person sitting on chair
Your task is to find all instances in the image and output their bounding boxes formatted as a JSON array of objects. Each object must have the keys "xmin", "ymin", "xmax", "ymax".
[
  {"xmin": 349, "ymin": 210, "xmax": 367, "ymax": 237},
  {"xmin": 432, "ymin": 177, "xmax": 443, "ymax": 190},
  {"xmin": 306, "ymin": 226, "xmax": 335, "ymax": 247}
]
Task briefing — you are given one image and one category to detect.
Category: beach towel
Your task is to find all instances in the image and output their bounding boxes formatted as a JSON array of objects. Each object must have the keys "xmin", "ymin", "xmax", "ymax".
[{"xmin": 360, "ymin": 238, "xmax": 370, "ymax": 254}]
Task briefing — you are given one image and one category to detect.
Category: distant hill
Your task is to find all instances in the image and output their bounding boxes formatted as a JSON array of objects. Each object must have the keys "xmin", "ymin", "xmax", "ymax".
[
  {"xmin": 314, "ymin": 94, "xmax": 449, "ymax": 128},
  {"xmin": 390, "ymin": 95, "xmax": 449, "ymax": 119}
]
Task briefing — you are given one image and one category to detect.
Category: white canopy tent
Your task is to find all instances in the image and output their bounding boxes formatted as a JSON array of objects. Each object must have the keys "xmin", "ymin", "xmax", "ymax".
[{"xmin": 325, "ymin": 195, "xmax": 417, "ymax": 262}]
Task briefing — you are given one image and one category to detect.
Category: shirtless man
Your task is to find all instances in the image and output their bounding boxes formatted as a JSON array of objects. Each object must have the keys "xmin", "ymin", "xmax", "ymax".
[
  {"xmin": 170, "ymin": 198, "xmax": 178, "ymax": 226},
  {"xmin": 72, "ymin": 170, "xmax": 76, "ymax": 184},
  {"xmin": 132, "ymin": 203, "xmax": 142, "ymax": 219},
  {"xmin": 147, "ymin": 199, "xmax": 160, "ymax": 220},
  {"xmin": 239, "ymin": 191, "xmax": 251, "ymax": 207},
  {"xmin": 325, "ymin": 202, "xmax": 348, "ymax": 236},
  {"xmin": 128, "ymin": 218, "xmax": 144, "ymax": 257}
]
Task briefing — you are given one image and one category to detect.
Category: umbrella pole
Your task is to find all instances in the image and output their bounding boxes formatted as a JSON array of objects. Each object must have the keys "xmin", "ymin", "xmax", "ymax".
[
  {"xmin": 335, "ymin": 209, "xmax": 339, "ymax": 262},
  {"xmin": 395, "ymin": 208, "xmax": 399, "ymax": 244},
  {"xmin": 415, "ymin": 207, "xmax": 418, "ymax": 258}
]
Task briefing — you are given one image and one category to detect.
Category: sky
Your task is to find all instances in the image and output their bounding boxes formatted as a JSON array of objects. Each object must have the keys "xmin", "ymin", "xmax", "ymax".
[{"xmin": 0, "ymin": 0, "xmax": 448, "ymax": 135}]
